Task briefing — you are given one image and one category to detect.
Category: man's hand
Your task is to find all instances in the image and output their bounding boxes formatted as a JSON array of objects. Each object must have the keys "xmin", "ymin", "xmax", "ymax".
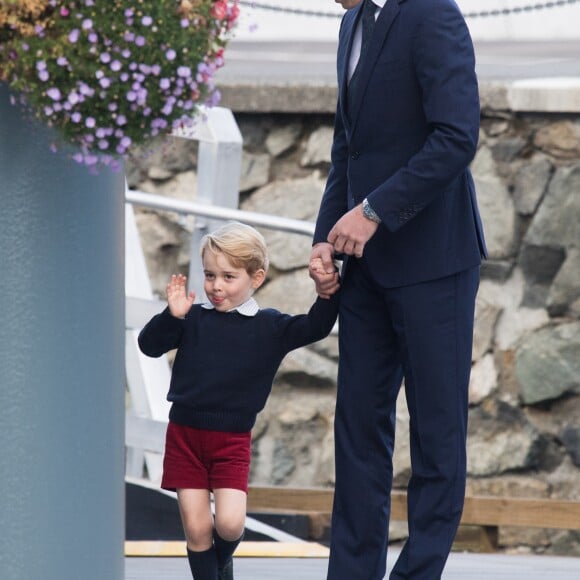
[
  {"xmin": 166, "ymin": 273, "xmax": 195, "ymax": 319},
  {"xmin": 309, "ymin": 243, "xmax": 340, "ymax": 299},
  {"xmin": 328, "ymin": 204, "xmax": 378, "ymax": 258}
]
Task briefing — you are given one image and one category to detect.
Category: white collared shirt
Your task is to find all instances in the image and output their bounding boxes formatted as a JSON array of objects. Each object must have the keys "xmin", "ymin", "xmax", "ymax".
[
  {"xmin": 201, "ymin": 296, "xmax": 260, "ymax": 317},
  {"xmin": 348, "ymin": 0, "xmax": 387, "ymax": 81}
]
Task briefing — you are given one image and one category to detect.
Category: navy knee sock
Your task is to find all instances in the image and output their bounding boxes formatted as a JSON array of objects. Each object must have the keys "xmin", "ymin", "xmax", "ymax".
[
  {"xmin": 186, "ymin": 546, "xmax": 218, "ymax": 580},
  {"xmin": 213, "ymin": 529, "xmax": 244, "ymax": 569}
]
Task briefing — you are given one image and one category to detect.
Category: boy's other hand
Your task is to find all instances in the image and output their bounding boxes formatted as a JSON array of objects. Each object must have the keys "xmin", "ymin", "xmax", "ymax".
[{"xmin": 166, "ymin": 274, "xmax": 195, "ymax": 319}]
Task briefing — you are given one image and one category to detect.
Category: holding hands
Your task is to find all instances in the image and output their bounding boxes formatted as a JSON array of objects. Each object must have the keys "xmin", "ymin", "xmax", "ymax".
[
  {"xmin": 309, "ymin": 252, "xmax": 340, "ymax": 299},
  {"xmin": 167, "ymin": 273, "xmax": 195, "ymax": 319}
]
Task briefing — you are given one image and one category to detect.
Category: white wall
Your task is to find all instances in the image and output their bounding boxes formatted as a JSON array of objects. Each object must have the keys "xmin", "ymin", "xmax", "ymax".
[{"xmin": 233, "ymin": 0, "xmax": 580, "ymax": 41}]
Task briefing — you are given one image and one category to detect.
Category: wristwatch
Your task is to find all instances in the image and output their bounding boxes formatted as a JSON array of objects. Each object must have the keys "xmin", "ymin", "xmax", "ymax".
[{"xmin": 362, "ymin": 198, "xmax": 381, "ymax": 224}]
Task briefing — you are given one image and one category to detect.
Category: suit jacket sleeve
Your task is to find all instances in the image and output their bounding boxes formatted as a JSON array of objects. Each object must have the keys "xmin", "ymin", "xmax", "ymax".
[{"xmin": 367, "ymin": 3, "xmax": 480, "ymax": 232}]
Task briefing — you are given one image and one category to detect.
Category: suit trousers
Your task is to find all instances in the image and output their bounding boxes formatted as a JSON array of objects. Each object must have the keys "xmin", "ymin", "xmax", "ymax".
[{"xmin": 327, "ymin": 258, "xmax": 480, "ymax": 580}]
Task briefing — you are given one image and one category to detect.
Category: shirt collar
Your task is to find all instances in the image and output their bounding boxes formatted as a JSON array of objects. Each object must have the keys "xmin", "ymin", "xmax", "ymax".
[
  {"xmin": 201, "ymin": 297, "xmax": 260, "ymax": 317},
  {"xmin": 372, "ymin": 0, "xmax": 387, "ymax": 8}
]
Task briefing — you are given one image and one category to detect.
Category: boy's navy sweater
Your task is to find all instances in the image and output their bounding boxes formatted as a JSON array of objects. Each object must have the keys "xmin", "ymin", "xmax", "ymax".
[{"xmin": 138, "ymin": 296, "xmax": 338, "ymax": 432}]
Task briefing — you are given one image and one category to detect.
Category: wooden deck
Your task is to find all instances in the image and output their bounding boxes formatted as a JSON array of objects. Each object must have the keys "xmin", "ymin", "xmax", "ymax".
[{"xmin": 125, "ymin": 549, "xmax": 580, "ymax": 579}]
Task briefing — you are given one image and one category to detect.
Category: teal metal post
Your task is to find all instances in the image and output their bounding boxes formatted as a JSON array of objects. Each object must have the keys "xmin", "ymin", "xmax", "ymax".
[{"xmin": 0, "ymin": 85, "xmax": 125, "ymax": 580}]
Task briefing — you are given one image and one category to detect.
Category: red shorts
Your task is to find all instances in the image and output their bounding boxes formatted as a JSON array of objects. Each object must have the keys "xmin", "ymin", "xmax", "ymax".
[{"xmin": 161, "ymin": 422, "xmax": 251, "ymax": 493}]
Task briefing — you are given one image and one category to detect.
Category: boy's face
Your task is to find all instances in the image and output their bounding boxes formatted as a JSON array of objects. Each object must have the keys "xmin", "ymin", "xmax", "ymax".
[{"xmin": 202, "ymin": 250, "xmax": 265, "ymax": 312}]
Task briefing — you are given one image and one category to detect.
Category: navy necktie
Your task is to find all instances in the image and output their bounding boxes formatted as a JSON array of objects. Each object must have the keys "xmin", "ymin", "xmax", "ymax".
[{"xmin": 347, "ymin": 0, "xmax": 377, "ymax": 121}]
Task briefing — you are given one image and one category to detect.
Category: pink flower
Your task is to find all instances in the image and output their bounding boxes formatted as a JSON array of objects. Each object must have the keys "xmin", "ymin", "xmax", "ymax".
[{"xmin": 211, "ymin": 1, "xmax": 228, "ymax": 20}]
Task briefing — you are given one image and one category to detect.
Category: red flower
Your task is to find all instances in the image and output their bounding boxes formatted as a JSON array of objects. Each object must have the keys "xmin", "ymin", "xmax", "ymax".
[{"xmin": 210, "ymin": 1, "xmax": 228, "ymax": 20}]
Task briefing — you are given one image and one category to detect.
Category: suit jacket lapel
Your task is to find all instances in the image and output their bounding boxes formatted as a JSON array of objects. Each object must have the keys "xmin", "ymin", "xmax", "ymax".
[
  {"xmin": 348, "ymin": 0, "xmax": 402, "ymax": 133},
  {"xmin": 338, "ymin": 7, "xmax": 361, "ymax": 131}
]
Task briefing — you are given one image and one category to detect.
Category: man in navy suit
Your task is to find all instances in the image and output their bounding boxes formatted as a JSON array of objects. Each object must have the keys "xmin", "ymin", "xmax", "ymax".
[{"xmin": 309, "ymin": 1, "xmax": 487, "ymax": 578}]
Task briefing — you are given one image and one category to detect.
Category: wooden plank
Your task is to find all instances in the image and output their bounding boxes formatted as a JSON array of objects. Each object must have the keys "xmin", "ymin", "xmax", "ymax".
[
  {"xmin": 247, "ymin": 486, "xmax": 580, "ymax": 530},
  {"xmin": 124, "ymin": 541, "xmax": 329, "ymax": 558},
  {"xmin": 461, "ymin": 495, "xmax": 580, "ymax": 530}
]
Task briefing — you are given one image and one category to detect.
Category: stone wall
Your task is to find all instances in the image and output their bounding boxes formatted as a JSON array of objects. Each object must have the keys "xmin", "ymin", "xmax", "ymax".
[{"xmin": 126, "ymin": 85, "xmax": 580, "ymax": 555}]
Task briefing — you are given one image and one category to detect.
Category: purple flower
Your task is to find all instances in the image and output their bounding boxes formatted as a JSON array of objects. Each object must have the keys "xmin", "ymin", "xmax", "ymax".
[
  {"xmin": 100, "ymin": 52, "xmax": 111, "ymax": 64},
  {"xmin": 110, "ymin": 60, "xmax": 122, "ymax": 72},
  {"xmin": 121, "ymin": 49, "xmax": 131, "ymax": 59},
  {"xmin": 126, "ymin": 91, "xmax": 137, "ymax": 102},
  {"xmin": 98, "ymin": 140, "xmax": 109, "ymax": 150},
  {"xmin": 68, "ymin": 29, "xmax": 80, "ymax": 43},
  {"xmin": 124, "ymin": 8, "xmax": 134, "ymax": 18},
  {"xmin": 44, "ymin": 106, "xmax": 54, "ymax": 116},
  {"xmin": 135, "ymin": 36, "xmax": 146, "ymax": 47},
  {"xmin": 57, "ymin": 56, "xmax": 68, "ymax": 66},
  {"xmin": 71, "ymin": 112, "xmax": 82, "ymax": 123},
  {"xmin": 108, "ymin": 102, "xmax": 118, "ymax": 112},
  {"xmin": 85, "ymin": 117, "xmax": 96, "ymax": 128},
  {"xmin": 88, "ymin": 32, "xmax": 98, "ymax": 44},
  {"xmin": 99, "ymin": 77, "xmax": 111, "ymax": 89},
  {"xmin": 120, "ymin": 73, "xmax": 129, "ymax": 82},
  {"xmin": 46, "ymin": 87, "xmax": 62, "ymax": 101},
  {"xmin": 38, "ymin": 70, "xmax": 49, "ymax": 82},
  {"xmin": 78, "ymin": 82, "xmax": 93, "ymax": 96},
  {"xmin": 180, "ymin": 19, "xmax": 190, "ymax": 28},
  {"xmin": 177, "ymin": 66, "xmax": 191, "ymax": 78},
  {"xmin": 116, "ymin": 115, "xmax": 127, "ymax": 126},
  {"xmin": 142, "ymin": 16, "xmax": 153, "ymax": 26},
  {"xmin": 123, "ymin": 32, "xmax": 135, "ymax": 43},
  {"xmin": 165, "ymin": 49, "xmax": 176, "ymax": 61},
  {"xmin": 159, "ymin": 78, "xmax": 170, "ymax": 90},
  {"xmin": 82, "ymin": 19, "xmax": 93, "ymax": 30},
  {"xmin": 151, "ymin": 65, "xmax": 161, "ymax": 76},
  {"xmin": 36, "ymin": 61, "xmax": 47, "ymax": 71},
  {"xmin": 68, "ymin": 92, "xmax": 80, "ymax": 105}
]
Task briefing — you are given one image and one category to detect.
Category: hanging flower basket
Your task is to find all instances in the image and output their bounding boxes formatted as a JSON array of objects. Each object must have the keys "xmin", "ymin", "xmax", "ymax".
[{"xmin": 0, "ymin": 0, "xmax": 239, "ymax": 168}]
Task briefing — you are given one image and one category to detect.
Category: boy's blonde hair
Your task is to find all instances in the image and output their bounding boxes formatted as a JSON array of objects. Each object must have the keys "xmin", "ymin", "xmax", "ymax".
[{"xmin": 200, "ymin": 221, "xmax": 269, "ymax": 275}]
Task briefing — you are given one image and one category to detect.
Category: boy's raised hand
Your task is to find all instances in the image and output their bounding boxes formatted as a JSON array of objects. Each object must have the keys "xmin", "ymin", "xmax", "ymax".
[{"xmin": 166, "ymin": 274, "xmax": 195, "ymax": 319}]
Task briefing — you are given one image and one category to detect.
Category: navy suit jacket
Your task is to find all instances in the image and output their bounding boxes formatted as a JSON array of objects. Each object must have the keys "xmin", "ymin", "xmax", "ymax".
[{"xmin": 314, "ymin": 0, "xmax": 487, "ymax": 288}]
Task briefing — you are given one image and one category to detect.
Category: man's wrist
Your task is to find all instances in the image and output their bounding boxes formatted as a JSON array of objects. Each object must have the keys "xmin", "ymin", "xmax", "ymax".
[{"xmin": 362, "ymin": 198, "xmax": 381, "ymax": 224}]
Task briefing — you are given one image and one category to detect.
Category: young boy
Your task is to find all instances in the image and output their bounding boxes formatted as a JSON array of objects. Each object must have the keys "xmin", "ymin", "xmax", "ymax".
[{"xmin": 138, "ymin": 221, "xmax": 339, "ymax": 580}]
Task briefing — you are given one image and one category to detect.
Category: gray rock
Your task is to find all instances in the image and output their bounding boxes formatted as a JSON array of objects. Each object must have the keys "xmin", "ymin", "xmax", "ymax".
[
  {"xmin": 242, "ymin": 175, "xmax": 326, "ymax": 271},
  {"xmin": 469, "ymin": 353, "xmax": 498, "ymax": 405},
  {"xmin": 480, "ymin": 260, "xmax": 514, "ymax": 282},
  {"xmin": 534, "ymin": 121, "xmax": 580, "ymax": 159},
  {"xmin": 472, "ymin": 147, "xmax": 516, "ymax": 260},
  {"xmin": 516, "ymin": 322, "xmax": 580, "ymax": 405},
  {"xmin": 239, "ymin": 151, "xmax": 271, "ymax": 192},
  {"xmin": 300, "ymin": 126, "xmax": 334, "ymax": 167},
  {"xmin": 560, "ymin": 426, "xmax": 580, "ymax": 468},
  {"xmin": 547, "ymin": 248, "xmax": 580, "ymax": 317},
  {"xmin": 278, "ymin": 347, "xmax": 338, "ymax": 388},
  {"xmin": 255, "ymin": 269, "xmax": 318, "ymax": 315},
  {"xmin": 491, "ymin": 136, "xmax": 527, "ymax": 163},
  {"xmin": 512, "ymin": 154, "xmax": 552, "ymax": 215},
  {"xmin": 473, "ymin": 296, "xmax": 502, "ymax": 361},
  {"xmin": 271, "ymin": 439, "xmax": 296, "ymax": 484},
  {"xmin": 524, "ymin": 164, "xmax": 580, "ymax": 251},
  {"xmin": 467, "ymin": 400, "xmax": 543, "ymax": 476},
  {"xmin": 265, "ymin": 123, "xmax": 302, "ymax": 157},
  {"xmin": 518, "ymin": 244, "xmax": 566, "ymax": 286}
]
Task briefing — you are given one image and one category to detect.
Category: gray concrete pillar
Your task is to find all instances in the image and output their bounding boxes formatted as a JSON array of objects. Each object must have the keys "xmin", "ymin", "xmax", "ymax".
[{"xmin": 0, "ymin": 84, "xmax": 125, "ymax": 580}]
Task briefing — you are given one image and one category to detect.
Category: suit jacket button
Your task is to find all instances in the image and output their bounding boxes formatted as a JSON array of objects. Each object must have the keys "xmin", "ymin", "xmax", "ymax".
[{"xmin": 351, "ymin": 151, "xmax": 360, "ymax": 160}]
